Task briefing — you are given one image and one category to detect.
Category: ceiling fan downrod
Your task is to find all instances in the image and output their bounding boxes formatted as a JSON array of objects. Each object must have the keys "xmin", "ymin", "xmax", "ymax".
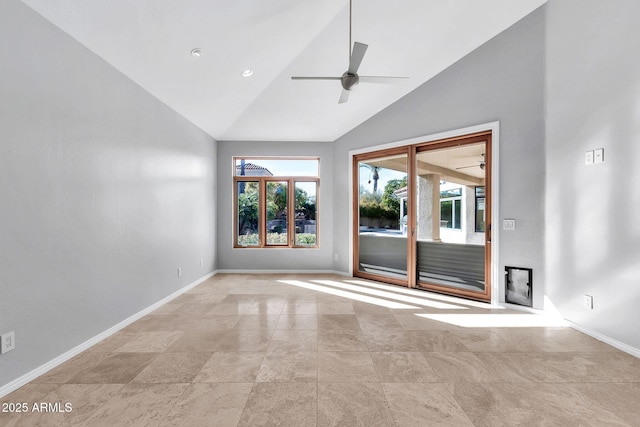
[{"xmin": 290, "ymin": 0, "xmax": 408, "ymax": 104}]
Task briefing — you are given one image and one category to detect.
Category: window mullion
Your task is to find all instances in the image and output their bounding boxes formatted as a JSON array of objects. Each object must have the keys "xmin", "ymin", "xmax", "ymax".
[
  {"xmin": 259, "ymin": 178, "xmax": 267, "ymax": 247},
  {"xmin": 288, "ymin": 178, "xmax": 294, "ymax": 247}
]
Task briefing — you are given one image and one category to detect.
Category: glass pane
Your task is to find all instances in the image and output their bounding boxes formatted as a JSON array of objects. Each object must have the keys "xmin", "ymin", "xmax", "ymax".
[
  {"xmin": 454, "ymin": 199, "xmax": 461, "ymax": 229},
  {"xmin": 294, "ymin": 181, "xmax": 317, "ymax": 246},
  {"xmin": 266, "ymin": 181, "xmax": 288, "ymax": 245},
  {"xmin": 475, "ymin": 196, "xmax": 485, "ymax": 232},
  {"xmin": 236, "ymin": 181, "xmax": 259, "ymax": 246},
  {"xmin": 415, "ymin": 142, "xmax": 486, "ymax": 293},
  {"xmin": 440, "ymin": 188, "xmax": 462, "ymax": 198},
  {"xmin": 235, "ymin": 158, "xmax": 318, "ymax": 177},
  {"xmin": 440, "ymin": 200, "xmax": 452, "ymax": 228},
  {"xmin": 357, "ymin": 154, "xmax": 408, "ymax": 280}
]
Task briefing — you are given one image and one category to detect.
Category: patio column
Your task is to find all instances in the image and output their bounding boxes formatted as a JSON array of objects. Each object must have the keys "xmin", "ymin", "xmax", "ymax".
[{"xmin": 416, "ymin": 174, "xmax": 441, "ymax": 241}]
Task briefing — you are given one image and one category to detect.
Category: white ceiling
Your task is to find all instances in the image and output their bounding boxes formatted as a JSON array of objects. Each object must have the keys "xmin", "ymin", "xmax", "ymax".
[{"xmin": 21, "ymin": 0, "xmax": 546, "ymax": 142}]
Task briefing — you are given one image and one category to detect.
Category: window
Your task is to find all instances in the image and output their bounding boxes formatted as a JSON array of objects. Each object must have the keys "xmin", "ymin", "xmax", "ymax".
[
  {"xmin": 475, "ymin": 186, "xmax": 485, "ymax": 232},
  {"xmin": 440, "ymin": 187, "xmax": 462, "ymax": 230},
  {"xmin": 236, "ymin": 181, "xmax": 260, "ymax": 246},
  {"xmin": 234, "ymin": 157, "xmax": 319, "ymax": 248}
]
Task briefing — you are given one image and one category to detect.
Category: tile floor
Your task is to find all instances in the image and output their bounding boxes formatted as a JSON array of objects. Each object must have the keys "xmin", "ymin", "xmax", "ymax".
[{"xmin": 2, "ymin": 274, "xmax": 640, "ymax": 426}]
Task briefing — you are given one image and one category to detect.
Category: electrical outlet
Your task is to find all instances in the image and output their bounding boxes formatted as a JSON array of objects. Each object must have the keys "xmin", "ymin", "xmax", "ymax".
[
  {"xmin": 1, "ymin": 331, "xmax": 15, "ymax": 354},
  {"xmin": 584, "ymin": 294, "xmax": 594, "ymax": 309}
]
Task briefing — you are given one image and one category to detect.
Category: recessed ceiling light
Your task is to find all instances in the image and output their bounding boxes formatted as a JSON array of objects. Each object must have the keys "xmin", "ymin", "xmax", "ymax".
[
  {"xmin": 242, "ymin": 69, "xmax": 254, "ymax": 77},
  {"xmin": 190, "ymin": 48, "xmax": 202, "ymax": 57}
]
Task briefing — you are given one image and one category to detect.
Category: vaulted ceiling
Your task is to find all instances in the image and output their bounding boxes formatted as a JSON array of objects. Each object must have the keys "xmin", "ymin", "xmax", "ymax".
[{"xmin": 21, "ymin": 0, "xmax": 546, "ymax": 142}]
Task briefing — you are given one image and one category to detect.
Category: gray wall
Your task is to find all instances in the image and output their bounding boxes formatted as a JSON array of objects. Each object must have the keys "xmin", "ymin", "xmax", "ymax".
[
  {"xmin": 332, "ymin": 8, "xmax": 546, "ymax": 307},
  {"xmin": 0, "ymin": 0, "xmax": 216, "ymax": 388},
  {"xmin": 216, "ymin": 140, "xmax": 334, "ymax": 271},
  {"xmin": 545, "ymin": 0, "xmax": 640, "ymax": 349}
]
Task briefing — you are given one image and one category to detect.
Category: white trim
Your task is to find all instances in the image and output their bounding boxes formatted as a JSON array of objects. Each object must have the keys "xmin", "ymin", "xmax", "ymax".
[
  {"xmin": 0, "ymin": 271, "xmax": 216, "ymax": 399},
  {"xmin": 475, "ymin": 301, "xmax": 640, "ymax": 359},
  {"xmin": 347, "ymin": 155, "xmax": 354, "ymax": 276},
  {"xmin": 348, "ymin": 121, "xmax": 501, "ymax": 305},
  {"xmin": 216, "ymin": 269, "xmax": 348, "ymax": 276},
  {"xmin": 568, "ymin": 321, "xmax": 640, "ymax": 359},
  {"xmin": 349, "ymin": 122, "xmax": 500, "ymax": 156},
  {"xmin": 498, "ymin": 302, "xmax": 547, "ymax": 314},
  {"xmin": 490, "ymin": 124, "xmax": 500, "ymax": 306}
]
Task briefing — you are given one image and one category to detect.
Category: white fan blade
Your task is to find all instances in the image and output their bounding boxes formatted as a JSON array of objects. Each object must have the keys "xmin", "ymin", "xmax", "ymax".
[
  {"xmin": 291, "ymin": 76, "xmax": 341, "ymax": 80},
  {"xmin": 348, "ymin": 42, "xmax": 368, "ymax": 75},
  {"xmin": 359, "ymin": 76, "xmax": 409, "ymax": 83},
  {"xmin": 338, "ymin": 89, "xmax": 350, "ymax": 104}
]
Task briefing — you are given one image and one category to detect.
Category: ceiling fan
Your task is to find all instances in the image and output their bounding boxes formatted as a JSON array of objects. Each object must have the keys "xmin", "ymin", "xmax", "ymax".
[
  {"xmin": 291, "ymin": 0, "xmax": 408, "ymax": 104},
  {"xmin": 456, "ymin": 153, "xmax": 486, "ymax": 171}
]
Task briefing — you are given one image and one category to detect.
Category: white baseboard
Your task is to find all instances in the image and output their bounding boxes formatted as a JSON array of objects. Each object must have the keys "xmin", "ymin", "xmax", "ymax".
[
  {"xmin": 215, "ymin": 269, "xmax": 349, "ymax": 276},
  {"xmin": 567, "ymin": 321, "xmax": 640, "ymax": 358},
  {"xmin": 331, "ymin": 270, "xmax": 351, "ymax": 277},
  {"xmin": 0, "ymin": 271, "xmax": 216, "ymax": 399},
  {"xmin": 497, "ymin": 306, "xmax": 640, "ymax": 358}
]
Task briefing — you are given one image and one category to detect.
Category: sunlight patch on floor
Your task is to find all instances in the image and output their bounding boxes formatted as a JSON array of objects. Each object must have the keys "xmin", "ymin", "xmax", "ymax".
[
  {"xmin": 278, "ymin": 280, "xmax": 419, "ymax": 309},
  {"xmin": 312, "ymin": 280, "xmax": 467, "ymax": 310},
  {"xmin": 344, "ymin": 279, "xmax": 493, "ymax": 309},
  {"xmin": 415, "ymin": 313, "xmax": 568, "ymax": 328}
]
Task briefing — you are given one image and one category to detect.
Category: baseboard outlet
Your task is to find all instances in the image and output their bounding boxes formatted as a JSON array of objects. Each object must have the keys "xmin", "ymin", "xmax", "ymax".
[
  {"xmin": 567, "ymin": 321, "xmax": 640, "ymax": 359},
  {"xmin": 0, "ymin": 271, "xmax": 216, "ymax": 399}
]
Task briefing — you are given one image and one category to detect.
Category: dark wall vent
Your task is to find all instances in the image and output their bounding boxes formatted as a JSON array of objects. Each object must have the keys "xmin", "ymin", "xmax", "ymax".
[{"xmin": 505, "ymin": 266, "xmax": 532, "ymax": 307}]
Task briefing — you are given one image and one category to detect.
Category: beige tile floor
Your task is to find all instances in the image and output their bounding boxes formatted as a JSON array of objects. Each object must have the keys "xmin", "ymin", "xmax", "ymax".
[{"xmin": 2, "ymin": 273, "xmax": 640, "ymax": 426}]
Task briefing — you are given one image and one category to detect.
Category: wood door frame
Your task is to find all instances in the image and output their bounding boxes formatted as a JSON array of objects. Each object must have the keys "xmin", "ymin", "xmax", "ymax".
[
  {"xmin": 352, "ymin": 147, "xmax": 411, "ymax": 288},
  {"xmin": 413, "ymin": 131, "xmax": 492, "ymax": 302},
  {"xmin": 352, "ymin": 128, "xmax": 495, "ymax": 302}
]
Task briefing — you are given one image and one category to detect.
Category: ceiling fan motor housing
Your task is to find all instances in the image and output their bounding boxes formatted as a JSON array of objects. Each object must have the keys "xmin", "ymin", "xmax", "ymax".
[{"xmin": 341, "ymin": 72, "xmax": 359, "ymax": 91}]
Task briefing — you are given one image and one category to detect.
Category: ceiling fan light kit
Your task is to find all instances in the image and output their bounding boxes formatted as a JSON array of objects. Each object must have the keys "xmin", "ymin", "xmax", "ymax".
[{"xmin": 291, "ymin": 0, "xmax": 407, "ymax": 103}]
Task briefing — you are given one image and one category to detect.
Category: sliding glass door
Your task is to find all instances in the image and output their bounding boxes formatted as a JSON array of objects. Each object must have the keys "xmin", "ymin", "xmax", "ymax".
[
  {"xmin": 353, "ymin": 132, "xmax": 492, "ymax": 301},
  {"xmin": 414, "ymin": 135, "xmax": 491, "ymax": 300},
  {"xmin": 354, "ymin": 150, "xmax": 409, "ymax": 285}
]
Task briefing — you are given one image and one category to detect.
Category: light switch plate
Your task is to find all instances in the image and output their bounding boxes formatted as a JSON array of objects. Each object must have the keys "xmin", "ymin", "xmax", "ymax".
[
  {"xmin": 585, "ymin": 150, "xmax": 594, "ymax": 165},
  {"xmin": 594, "ymin": 148, "xmax": 604, "ymax": 163},
  {"xmin": 503, "ymin": 219, "xmax": 516, "ymax": 231}
]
